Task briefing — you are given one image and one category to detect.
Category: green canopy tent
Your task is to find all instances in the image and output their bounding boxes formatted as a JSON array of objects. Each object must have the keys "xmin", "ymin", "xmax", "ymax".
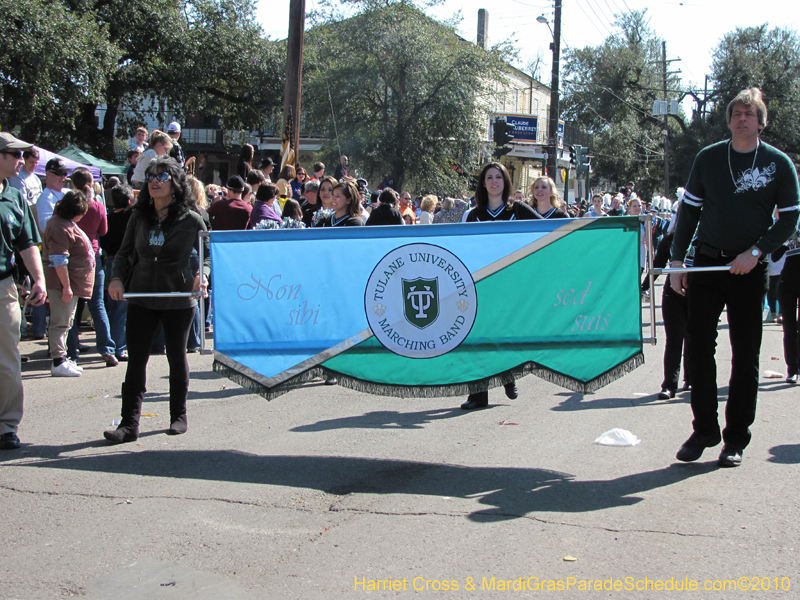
[{"xmin": 58, "ymin": 145, "xmax": 127, "ymax": 178}]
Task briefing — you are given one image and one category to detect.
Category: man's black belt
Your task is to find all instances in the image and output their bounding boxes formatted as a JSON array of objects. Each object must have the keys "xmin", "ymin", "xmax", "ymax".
[
  {"xmin": 697, "ymin": 243, "xmax": 740, "ymax": 259},
  {"xmin": 0, "ymin": 271, "xmax": 13, "ymax": 281}
]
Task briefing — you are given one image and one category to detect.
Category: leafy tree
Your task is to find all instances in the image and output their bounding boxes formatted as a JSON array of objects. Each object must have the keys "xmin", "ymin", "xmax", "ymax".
[
  {"xmin": 561, "ymin": 10, "xmax": 684, "ymax": 199},
  {"xmin": 80, "ymin": 0, "xmax": 285, "ymax": 159},
  {"xmin": 1, "ymin": 0, "xmax": 285, "ymax": 158},
  {"xmin": 303, "ymin": 0, "xmax": 511, "ymax": 194},
  {"xmin": 0, "ymin": 0, "xmax": 118, "ymax": 148},
  {"xmin": 709, "ymin": 25, "xmax": 800, "ymax": 158},
  {"xmin": 669, "ymin": 25, "xmax": 800, "ymax": 189}
]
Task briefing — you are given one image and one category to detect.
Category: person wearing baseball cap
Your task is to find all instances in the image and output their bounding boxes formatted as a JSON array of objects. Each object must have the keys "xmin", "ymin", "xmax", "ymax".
[
  {"xmin": 0, "ymin": 132, "xmax": 47, "ymax": 450},
  {"xmin": 260, "ymin": 157, "xmax": 275, "ymax": 182},
  {"xmin": 206, "ymin": 175, "xmax": 252, "ymax": 230},
  {"xmin": 23, "ymin": 157, "xmax": 73, "ymax": 341},
  {"xmin": 167, "ymin": 121, "xmax": 185, "ymax": 168},
  {"xmin": 36, "ymin": 158, "xmax": 71, "ymax": 233}
]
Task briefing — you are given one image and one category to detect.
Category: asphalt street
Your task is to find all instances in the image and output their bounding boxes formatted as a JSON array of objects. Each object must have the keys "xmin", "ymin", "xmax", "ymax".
[{"xmin": 1, "ymin": 281, "xmax": 798, "ymax": 599}]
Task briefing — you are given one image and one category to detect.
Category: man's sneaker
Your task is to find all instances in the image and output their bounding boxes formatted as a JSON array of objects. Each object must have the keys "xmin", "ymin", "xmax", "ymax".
[
  {"xmin": 718, "ymin": 445, "xmax": 744, "ymax": 468},
  {"xmin": 0, "ymin": 432, "xmax": 21, "ymax": 450},
  {"xmin": 65, "ymin": 358, "xmax": 83, "ymax": 372},
  {"xmin": 51, "ymin": 361, "xmax": 82, "ymax": 377}
]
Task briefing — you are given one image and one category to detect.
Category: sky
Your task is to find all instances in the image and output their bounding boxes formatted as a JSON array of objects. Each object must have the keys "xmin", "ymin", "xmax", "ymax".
[{"xmin": 260, "ymin": 0, "xmax": 800, "ymax": 97}]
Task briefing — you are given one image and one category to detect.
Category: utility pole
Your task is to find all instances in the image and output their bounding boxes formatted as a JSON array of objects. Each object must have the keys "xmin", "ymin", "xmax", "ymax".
[
  {"xmin": 282, "ymin": 0, "xmax": 305, "ymax": 169},
  {"xmin": 662, "ymin": 41, "xmax": 669, "ymax": 199},
  {"xmin": 546, "ymin": 0, "xmax": 562, "ymax": 183},
  {"xmin": 655, "ymin": 42, "xmax": 680, "ymax": 199}
]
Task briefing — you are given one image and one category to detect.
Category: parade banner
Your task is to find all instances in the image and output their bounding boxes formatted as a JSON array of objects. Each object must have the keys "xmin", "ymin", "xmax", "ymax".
[{"xmin": 210, "ymin": 218, "xmax": 644, "ymax": 400}]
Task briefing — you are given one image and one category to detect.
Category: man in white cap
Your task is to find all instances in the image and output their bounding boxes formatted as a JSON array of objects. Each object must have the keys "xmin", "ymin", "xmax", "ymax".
[
  {"xmin": 22, "ymin": 158, "xmax": 72, "ymax": 341},
  {"xmin": 35, "ymin": 158, "xmax": 71, "ymax": 233},
  {"xmin": 0, "ymin": 132, "xmax": 47, "ymax": 450},
  {"xmin": 167, "ymin": 121, "xmax": 185, "ymax": 168}
]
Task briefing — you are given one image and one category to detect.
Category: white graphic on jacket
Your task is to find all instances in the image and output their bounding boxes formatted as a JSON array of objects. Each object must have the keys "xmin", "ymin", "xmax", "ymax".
[
  {"xmin": 733, "ymin": 162, "xmax": 776, "ymax": 194},
  {"xmin": 149, "ymin": 229, "xmax": 165, "ymax": 247}
]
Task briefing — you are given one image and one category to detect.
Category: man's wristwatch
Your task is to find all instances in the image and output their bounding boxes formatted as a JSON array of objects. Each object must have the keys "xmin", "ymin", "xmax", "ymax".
[{"xmin": 750, "ymin": 247, "xmax": 761, "ymax": 258}]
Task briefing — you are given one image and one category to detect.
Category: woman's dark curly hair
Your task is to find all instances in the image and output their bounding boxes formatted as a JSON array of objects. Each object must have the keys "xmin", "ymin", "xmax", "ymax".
[
  {"xmin": 54, "ymin": 190, "xmax": 90, "ymax": 220},
  {"xmin": 133, "ymin": 156, "xmax": 192, "ymax": 230}
]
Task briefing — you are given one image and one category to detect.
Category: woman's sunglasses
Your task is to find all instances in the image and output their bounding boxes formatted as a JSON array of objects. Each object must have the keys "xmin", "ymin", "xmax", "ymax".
[{"xmin": 146, "ymin": 172, "xmax": 171, "ymax": 183}]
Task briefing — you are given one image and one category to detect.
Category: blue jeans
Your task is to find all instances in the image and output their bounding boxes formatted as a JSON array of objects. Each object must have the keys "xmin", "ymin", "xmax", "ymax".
[
  {"xmin": 68, "ymin": 252, "xmax": 116, "ymax": 358},
  {"xmin": 29, "ymin": 303, "xmax": 47, "ymax": 338},
  {"xmin": 104, "ymin": 260, "xmax": 127, "ymax": 355}
]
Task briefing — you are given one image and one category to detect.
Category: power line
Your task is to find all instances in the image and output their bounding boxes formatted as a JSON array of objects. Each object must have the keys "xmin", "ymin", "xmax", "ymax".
[
  {"xmin": 600, "ymin": 0, "xmax": 621, "ymax": 24},
  {"xmin": 564, "ymin": 84, "xmax": 663, "ymax": 155},
  {"xmin": 585, "ymin": 0, "xmax": 614, "ymax": 36},
  {"xmin": 606, "ymin": 0, "xmax": 627, "ymax": 17},
  {"xmin": 572, "ymin": 0, "xmax": 612, "ymax": 40}
]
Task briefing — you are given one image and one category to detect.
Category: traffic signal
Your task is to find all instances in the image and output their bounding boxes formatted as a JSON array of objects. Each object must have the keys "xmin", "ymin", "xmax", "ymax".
[
  {"xmin": 569, "ymin": 145, "xmax": 581, "ymax": 168},
  {"xmin": 577, "ymin": 147, "xmax": 591, "ymax": 176},
  {"xmin": 493, "ymin": 118, "xmax": 515, "ymax": 158}
]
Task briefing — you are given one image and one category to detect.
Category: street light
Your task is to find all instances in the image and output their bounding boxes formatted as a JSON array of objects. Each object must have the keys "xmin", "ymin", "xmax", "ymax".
[
  {"xmin": 537, "ymin": 3, "xmax": 561, "ymax": 183},
  {"xmin": 536, "ymin": 15, "xmax": 552, "ymax": 33}
]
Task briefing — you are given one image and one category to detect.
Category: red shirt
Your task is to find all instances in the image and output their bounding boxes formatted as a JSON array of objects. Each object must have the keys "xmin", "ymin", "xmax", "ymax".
[
  {"xmin": 207, "ymin": 198, "xmax": 253, "ymax": 231},
  {"xmin": 76, "ymin": 198, "xmax": 108, "ymax": 254}
]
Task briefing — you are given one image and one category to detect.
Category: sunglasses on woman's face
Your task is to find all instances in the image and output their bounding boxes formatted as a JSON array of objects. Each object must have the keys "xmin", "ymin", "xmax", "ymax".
[{"xmin": 146, "ymin": 172, "xmax": 171, "ymax": 183}]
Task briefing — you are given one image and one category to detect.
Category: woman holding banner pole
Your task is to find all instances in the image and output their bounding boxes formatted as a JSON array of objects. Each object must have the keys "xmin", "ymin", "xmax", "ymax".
[
  {"xmin": 103, "ymin": 157, "xmax": 209, "ymax": 444},
  {"xmin": 460, "ymin": 162, "xmax": 541, "ymax": 410}
]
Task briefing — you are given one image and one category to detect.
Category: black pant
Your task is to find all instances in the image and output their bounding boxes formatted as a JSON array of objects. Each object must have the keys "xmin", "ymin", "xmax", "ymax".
[
  {"xmin": 778, "ymin": 274, "xmax": 800, "ymax": 375},
  {"xmin": 661, "ymin": 285, "xmax": 689, "ymax": 392},
  {"xmin": 686, "ymin": 254, "xmax": 767, "ymax": 449},
  {"xmin": 122, "ymin": 304, "xmax": 195, "ymax": 420}
]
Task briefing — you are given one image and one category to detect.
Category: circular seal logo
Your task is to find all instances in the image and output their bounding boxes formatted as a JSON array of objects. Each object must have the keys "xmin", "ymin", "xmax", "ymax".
[{"xmin": 364, "ymin": 243, "xmax": 477, "ymax": 359}]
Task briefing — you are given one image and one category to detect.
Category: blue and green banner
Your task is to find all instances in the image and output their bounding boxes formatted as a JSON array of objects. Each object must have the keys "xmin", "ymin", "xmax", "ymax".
[{"xmin": 210, "ymin": 218, "xmax": 643, "ymax": 399}]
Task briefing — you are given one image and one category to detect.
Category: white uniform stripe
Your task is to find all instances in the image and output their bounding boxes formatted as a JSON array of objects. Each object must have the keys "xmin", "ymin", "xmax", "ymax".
[{"xmin": 683, "ymin": 189, "xmax": 703, "ymax": 202}]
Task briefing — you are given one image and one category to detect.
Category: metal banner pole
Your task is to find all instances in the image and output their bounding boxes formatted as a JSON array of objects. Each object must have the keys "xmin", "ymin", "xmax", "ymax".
[
  {"xmin": 653, "ymin": 266, "xmax": 732, "ymax": 275},
  {"xmin": 199, "ymin": 231, "xmax": 210, "ymax": 355},
  {"xmin": 641, "ymin": 265, "xmax": 732, "ymax": 343},
  {"xmin": 641, "ymin": 215, "xmax": 657, "ymax": 346}
]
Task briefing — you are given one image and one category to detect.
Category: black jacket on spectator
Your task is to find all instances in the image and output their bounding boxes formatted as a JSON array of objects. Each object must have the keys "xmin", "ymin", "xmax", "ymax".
[{"xmin": 366, "ymin": 203, "xmax": 404, "ymax": 226}]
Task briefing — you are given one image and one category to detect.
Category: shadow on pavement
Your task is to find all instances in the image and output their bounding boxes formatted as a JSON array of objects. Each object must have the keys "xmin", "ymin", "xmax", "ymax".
[
  {"xmin": 551, "ymin": 390, "xmax": 693, "ymax": 411},
  {"xmin": 291, "ymin": 407, "xmax": 472, "ymax": 431},
  {"xmin": 11, "ymin": 448, "xmax": 716, "ymax": 521},
  {"xmin": 767, "ymin": 444, "xmax": 800, "ymax": 464}
]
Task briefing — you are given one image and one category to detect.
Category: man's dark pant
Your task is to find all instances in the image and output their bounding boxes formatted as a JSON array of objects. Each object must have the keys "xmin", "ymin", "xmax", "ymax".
[{"xmin": 686, "ymin": 254, "xmax": 768, "ymax": 449}]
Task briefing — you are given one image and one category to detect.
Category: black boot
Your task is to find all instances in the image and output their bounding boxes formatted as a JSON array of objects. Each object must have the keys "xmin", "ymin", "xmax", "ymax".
[
  {"xmin": 104, "ymin": 383, "xmax": 141, "ymax": 444},
  {"xmin": 461, "ymin": 391, "xmax": 489, "ymax": 410},
  {"xmin": 168, "ymin": 397, "xmax": 188, "ymax": 435}
]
